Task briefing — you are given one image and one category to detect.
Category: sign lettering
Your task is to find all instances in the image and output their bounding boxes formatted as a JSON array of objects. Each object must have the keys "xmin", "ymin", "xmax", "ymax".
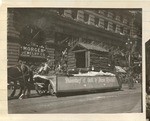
[
  {"xmin": 57, "ymin": 76, "xmax": 120, "ymax": 92},
  {"xmin": 65, "ymin": 77, "xmax": 115, "ymax": 84},
  {"xmin": 20, "ymin": 44, "xmax": 46, "ymax": 58}
]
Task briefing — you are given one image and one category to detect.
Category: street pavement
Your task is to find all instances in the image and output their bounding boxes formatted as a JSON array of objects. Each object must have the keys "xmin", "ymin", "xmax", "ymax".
[{"xmin": 8, "ymin": 83, "xmax": 142, "ymax": 114}]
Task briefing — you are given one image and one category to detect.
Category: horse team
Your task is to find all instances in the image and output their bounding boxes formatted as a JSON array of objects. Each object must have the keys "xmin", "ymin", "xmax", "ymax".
[{"xmin": 8, "ymin": 60, "xmax": 40, "ymax": 99}]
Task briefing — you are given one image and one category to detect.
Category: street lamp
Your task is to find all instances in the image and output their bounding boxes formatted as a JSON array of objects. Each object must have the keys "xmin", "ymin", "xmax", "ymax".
[{"xmin": 126, "ymin": 38, "xmax": 133, "ymax": 68}]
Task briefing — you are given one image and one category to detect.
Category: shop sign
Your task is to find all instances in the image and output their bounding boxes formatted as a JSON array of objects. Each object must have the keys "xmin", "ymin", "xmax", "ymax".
[{"xmin": 20, "ymin": 44, "xmax": 46, "ymax": 58}]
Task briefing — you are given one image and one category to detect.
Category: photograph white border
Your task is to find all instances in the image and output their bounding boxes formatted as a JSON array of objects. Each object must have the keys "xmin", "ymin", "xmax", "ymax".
[{"xmin": 0, "ymin": 0, "xmax": 149, "ymax": 121}]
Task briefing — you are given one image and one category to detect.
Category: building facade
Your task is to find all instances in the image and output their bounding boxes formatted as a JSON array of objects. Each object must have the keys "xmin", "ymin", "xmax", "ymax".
[{"xmin": 7, "ymin": 8, "xmax": 142, "ymax": 72}]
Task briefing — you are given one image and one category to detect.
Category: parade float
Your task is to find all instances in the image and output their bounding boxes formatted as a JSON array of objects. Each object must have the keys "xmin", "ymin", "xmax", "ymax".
[{"xmin": 33, "ymin": 43, "xmax": 124, "ymax": 96}]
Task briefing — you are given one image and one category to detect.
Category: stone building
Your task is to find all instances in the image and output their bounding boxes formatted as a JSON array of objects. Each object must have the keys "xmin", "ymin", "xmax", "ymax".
[{"xmin": 7, "ymin": 8, "xmax": 142, "ymax": 72}]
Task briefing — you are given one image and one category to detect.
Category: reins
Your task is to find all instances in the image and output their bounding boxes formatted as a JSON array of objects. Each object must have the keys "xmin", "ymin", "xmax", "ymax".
[{"xmin": 8, "ymin": 75, "xmax": 23, "ymax": 81}]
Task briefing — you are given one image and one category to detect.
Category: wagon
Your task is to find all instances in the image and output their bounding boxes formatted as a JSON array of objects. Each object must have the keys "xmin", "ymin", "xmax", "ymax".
[
  {"xmin": 37, "ymin": 71, "xmax": 122, "ymax": 96},
  {"xmin": 33, "ymin": 75, "xmax": 56, "ymax": 96}
]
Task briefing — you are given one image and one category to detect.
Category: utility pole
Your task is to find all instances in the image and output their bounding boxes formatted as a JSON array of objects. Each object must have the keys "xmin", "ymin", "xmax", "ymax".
[{"xmin": 126, "ymin": 11, "xmax": 137, "ymax": 89}]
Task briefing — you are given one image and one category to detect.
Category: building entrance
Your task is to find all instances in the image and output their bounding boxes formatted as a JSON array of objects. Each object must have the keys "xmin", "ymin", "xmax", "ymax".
[{"xmin": 75, "ymin": 51, "xmax": 86, "ymax": 68}]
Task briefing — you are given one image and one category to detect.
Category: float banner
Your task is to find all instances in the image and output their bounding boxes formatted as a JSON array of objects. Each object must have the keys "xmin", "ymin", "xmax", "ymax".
[{"xmin": 57, "ymin": 76, "xmax": 120, "ymax": 92}]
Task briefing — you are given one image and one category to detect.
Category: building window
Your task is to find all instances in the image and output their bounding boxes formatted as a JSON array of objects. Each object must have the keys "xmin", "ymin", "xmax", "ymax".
[
  {"xmin": 58, "ymin": 9, "xmax": 64, "ymax": 16},
  {"xmin": 99, "ymin": 18, "xmax": 104, "ymax": 28},
  {"xmin": 120, "ymin": 26, "xmax": 124, "ymax": 33},
  {"xmin": 64, "ymin": 10, "xmax": 72, "ymax": 18},
  {"xmin": 84, "ymin": 13, "xmax": 89, "ymax": 22},
  {"xmin": 104, "ymin": 11, "xmax": 108, "ymax": 16},
  {"xmin": 120, "ymin": 16, "xmax": 123, "ymax": 23},
  {"xmin": 127, "ymin": 29, "xmax": 130, "ymax": 35},
  {"xmin": 108, "ymin": 12, "xmax": 113, "ymax": 19},
  {"xmin": 108, "ymin": 22, "xmax": 113, "ymax": 31},
  {"xmin": 123, "ymin": 18, "xmax": 128, "ymax": 24},
  {"xmin": 116, "ymin": 15, "xmax": 120, "ymax": 21},
  {"xmin": 88, "ymin": 14, "xmax": 95, "ymax": 25},
  {"xmin": 129, "ymin": 21, "xmax": 133, "ymax": 26},
  {"xmin": 94, "ymin": 17, "xmax": 99, "ymax": 26},
  {"xmin": 98, "ymin": 10, "xmax": 105, "ymax": 15},
  {"xmin": 113, "ymin": 23, "xmax": 116, "ymax": 32},
  {"xmin": 77, "ymin": 10, "xmax": 84, "ymax": 22},
  {"xmin": 123, "ymin": 27, "xmax": 127, "ymax": 34},
  {"xmin": 71, "ymin": 10, "xmax": 78, "ymax": 19},
  {"xmin": 94, "ymin": 10, "xmax": 99, "ymax": 13},
  {"xmin": 113, "ymin": 13, "xmax": 116, "ymax": 20},
  {"xmin": 116, "ymin": 24, "xmax": 121, "ymax": 33},
  {"xmin": 104, "ymin": 20, "xmax": 108, "ymax": 29}
]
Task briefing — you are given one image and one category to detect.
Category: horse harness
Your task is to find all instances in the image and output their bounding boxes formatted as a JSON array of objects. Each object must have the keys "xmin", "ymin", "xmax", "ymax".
[{"xmin": 8, "ymin": 65, "xmax": 30, "ymax": 82}]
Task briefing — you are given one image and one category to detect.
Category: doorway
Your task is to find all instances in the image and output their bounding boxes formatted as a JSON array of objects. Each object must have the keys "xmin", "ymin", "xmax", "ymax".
[{"xmin": 75, "ymin": 51, "xmax": 86, "ymax": 68}]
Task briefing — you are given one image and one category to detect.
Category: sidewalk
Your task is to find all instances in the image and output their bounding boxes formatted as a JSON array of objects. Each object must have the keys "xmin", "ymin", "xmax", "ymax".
[
  {"xmin": 122, "ymin": 83, "xmax": 142, "ymax": 90},
  {"xmin": 123, "ymin": 83, "xmax": 142, "ymax": 113}
]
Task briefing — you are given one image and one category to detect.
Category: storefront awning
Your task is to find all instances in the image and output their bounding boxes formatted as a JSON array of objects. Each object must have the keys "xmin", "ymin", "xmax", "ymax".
[{"xmin": 72, "ymin": 42, "xmax": 109, "ymax": 52}]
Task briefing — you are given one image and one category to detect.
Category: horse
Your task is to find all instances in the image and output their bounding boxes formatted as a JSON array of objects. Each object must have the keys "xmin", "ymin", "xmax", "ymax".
[{"xmin": 7, "ymin": 63, "xmax": 33, "ymax": 99}]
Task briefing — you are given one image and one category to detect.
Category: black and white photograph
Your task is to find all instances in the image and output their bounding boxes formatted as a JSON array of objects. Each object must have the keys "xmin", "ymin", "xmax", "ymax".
[
  {"xmin": 7, "ymin": 8, "xmax": 142, "ymax": 114},
  {"xmin": 146, "ymin": 40, "xmax": 150, "ymax": 120}
]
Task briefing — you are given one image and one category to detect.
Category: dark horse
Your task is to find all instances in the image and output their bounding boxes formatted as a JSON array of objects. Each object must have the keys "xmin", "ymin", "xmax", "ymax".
[{"xmin": 8, "ymin": 63, "xmax": 33, "ymax": 99}]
